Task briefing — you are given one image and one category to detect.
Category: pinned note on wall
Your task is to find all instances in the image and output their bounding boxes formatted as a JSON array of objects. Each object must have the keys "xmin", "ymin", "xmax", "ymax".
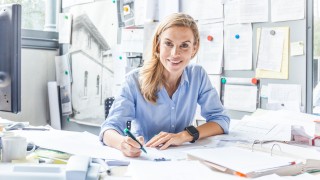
[{"xmin": 58, "ymin": 13, "xmax": 73, "ymax": 44}]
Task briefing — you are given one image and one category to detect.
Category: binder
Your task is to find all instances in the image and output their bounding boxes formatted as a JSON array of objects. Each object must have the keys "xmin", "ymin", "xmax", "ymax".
[{"xmin": 186, "ymin": 146, "xmax": 299, "ymax": 178}]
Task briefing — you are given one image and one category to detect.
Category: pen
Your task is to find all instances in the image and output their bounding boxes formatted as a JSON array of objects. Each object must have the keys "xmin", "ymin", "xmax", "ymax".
[{"xmin": 123, "ymin": 128, "xmax": 147, "ymax": 154}]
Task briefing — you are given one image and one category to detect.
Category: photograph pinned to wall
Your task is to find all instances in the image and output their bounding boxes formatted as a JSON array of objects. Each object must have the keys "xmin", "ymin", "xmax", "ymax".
[{"xmin": 62, "ymin": 1, "xmax": 118, "ymax": 125}]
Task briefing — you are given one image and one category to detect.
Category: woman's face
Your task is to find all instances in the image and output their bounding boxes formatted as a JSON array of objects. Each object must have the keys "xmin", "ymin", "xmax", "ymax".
[{"xmin": 158, "ymin": 26, "xmax": 197, "ymax": 77}]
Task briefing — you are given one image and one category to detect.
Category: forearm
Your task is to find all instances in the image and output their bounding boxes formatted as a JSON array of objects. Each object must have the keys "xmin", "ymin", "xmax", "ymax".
[
  {"xmin": 197, "ymin": 122, "xmax": 224, "ymax": 140},
  {"xmin": 103, "ymin": 129, "xmax": 125, "ymax": 150}
]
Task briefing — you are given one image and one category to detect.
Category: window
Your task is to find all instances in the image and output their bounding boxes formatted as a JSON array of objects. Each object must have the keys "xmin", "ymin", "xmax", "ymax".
[
  {"xmin": 96, "ymin": 75, "xmax": 100, "ymax": 95},
  {"xmin": 0, "ymin": 0, "xmax": 45, "ymax": 30},
  {"xmin": 84, "ymin": 71, "xmax": 88, "ymax": 96}
]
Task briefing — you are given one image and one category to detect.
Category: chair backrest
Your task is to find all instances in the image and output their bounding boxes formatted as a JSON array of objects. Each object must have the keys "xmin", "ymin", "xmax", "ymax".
[{"xmin": 104, "ymin": 97, "xmax": 115, "ymax": 119}]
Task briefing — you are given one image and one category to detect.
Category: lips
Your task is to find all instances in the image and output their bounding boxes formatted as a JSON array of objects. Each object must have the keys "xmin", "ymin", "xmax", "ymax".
[{"xmin": 168, "ymin": 59, "xmax": 182, "ymax": 64}]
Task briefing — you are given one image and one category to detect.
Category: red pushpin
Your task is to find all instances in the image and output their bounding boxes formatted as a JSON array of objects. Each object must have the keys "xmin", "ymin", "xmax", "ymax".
[
  {"xmin": 251, "ymin": 78, "xmax": 258, "ymax": 85},
  {"xmin": 207, "ymin": 35, "xmax": 213, "ymax": 41}
]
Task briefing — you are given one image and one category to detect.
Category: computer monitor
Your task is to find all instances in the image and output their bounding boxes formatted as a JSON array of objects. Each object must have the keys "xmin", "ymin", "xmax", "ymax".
[{"xmin": 0, "ymin": 4, "xmax": 21, "ymax": 113}]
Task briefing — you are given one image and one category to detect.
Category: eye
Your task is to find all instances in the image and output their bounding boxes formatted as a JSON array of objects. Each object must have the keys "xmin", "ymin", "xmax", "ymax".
[
  {"xmin": 180, "ymin": 43, "xmax": 189, "ymax": 49},
  {"xmin": 164, "ymin": 41, "xmax": 173, "ymax": 47}
]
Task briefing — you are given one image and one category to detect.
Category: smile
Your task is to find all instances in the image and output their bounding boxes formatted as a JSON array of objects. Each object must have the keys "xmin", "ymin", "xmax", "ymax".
[{"xmin": 167, "ymin": 59, "xmax": 182, "ymax": 64}]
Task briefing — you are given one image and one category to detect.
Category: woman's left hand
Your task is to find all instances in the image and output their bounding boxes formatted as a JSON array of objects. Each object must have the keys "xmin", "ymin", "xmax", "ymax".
[{"xmin": 145, "ymin": 131, "xmax": 192, "ymax": 150}]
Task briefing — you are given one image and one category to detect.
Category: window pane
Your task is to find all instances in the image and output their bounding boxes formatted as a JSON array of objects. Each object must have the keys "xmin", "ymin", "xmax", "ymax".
[{"xmin": 0, "ymin": 0, "xmax": 45, "ymax": 30}]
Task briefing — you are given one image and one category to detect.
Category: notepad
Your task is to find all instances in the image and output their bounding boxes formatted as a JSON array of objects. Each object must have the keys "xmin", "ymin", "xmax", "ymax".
[{"xmin": 186, "ymin": 146, "xmax": 297, "ymax": 177}]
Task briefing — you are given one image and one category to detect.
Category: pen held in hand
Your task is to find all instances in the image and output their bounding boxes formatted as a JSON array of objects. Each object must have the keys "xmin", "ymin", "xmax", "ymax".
[{"xmin": 123, "ymin": 128, "xmax": 147, "ymax": 154}]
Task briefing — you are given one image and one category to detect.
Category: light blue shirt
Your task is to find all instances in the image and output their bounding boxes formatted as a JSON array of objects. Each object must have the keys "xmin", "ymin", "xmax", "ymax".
[{"xmin": 100, "ymin": 64, "xmax": 230, "ymax": 143}]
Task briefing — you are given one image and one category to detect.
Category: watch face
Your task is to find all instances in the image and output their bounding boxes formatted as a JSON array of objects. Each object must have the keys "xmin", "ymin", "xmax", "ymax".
[{"xmin": 187, "ymin": 126, "xmax": 198, "ymax": 134}]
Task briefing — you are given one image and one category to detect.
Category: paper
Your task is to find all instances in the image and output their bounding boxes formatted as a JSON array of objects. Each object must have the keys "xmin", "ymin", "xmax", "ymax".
[
  {"xmin": 129, "ymin": 160, "xmax": 243, "ymax": 180},
  {"xmin": 158, "ymin": 0, "xmax": 179, "ymax": 21},
  {"xmin": 224, "ymin": 0, "xmax": 268, "ymax": 25},
  {"xmin": 197, "ymin": 22, "xmax": 223, "ymax": 74},
  {"xmin": 224, "ymin": 23, "xmax": 252, "ymax": 70},
  {"xmin": 187, "ymin": 146, "xmax": 295, "ymax": 175},
  {"xmin": 62, "ymin": 0, "xmax": 94, "ymax": 9},
  {"xmin": 134, "ymin": 0, "xmax": 146, "ymax": 26},
  {"xmin": 55, "ymin": 54, "xmax": 72, "ymax": 86},
  {"xmin": 231, "ymin": 115, "xmax": 292, "ymax": 142},
  {"xmin": 48, "ymin": 82, "xmax": 61, "ymax": 130},
  {"xmin": 268, "ymin": 84, "xmax": 301, "ymax": 104},
  {"xmin": 257, "ymin": 28, "xmax": 285, "ymax": 72},
  {"xmin": 112, "ymin": 45, "xmax": 127, "ymax": 97},
  {"xmin": 290, "ymin": 41, "xmax": 304, "ymax": 56},
  {"xmin": 223, "ymin": 84, "xmax": 257, "ymax": 112},
  {"xmin": 145, "ymin": 0, "xmax": 159, "ymax": 21},
  {"xmin": 271, "ymin": 0, "xmax": 305, "ymax": 22},
  {"xmin": 180, "ymin": 0, "xmax": 223, "ymax": 20},
  {"xmin": 58, "ymin": 13, "xmax": 73, "ymax": 44},
  {"xmin": 121, "ymin": 28, "xmax": 144, "ymax": 53},
  {"xmin": 255, "ymin": 27, "xmax": 289, "ymax": 79}
]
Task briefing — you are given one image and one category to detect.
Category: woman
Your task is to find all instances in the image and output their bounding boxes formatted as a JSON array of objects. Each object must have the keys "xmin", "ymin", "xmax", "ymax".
[{"xmin": 100, "ymin": 13, "xmax": 230, "ymax": 157}]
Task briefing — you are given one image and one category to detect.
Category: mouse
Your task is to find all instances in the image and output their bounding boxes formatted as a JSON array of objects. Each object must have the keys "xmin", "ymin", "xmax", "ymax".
[{"xmin": 5, "ymin": 122, "xmax": 26, "ymax": 130}]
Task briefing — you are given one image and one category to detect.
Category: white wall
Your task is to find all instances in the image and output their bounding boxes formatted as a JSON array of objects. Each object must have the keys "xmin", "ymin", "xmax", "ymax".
[{"xmin": 0, "ymin": 48, "xmax": 58, "ymax": 126}]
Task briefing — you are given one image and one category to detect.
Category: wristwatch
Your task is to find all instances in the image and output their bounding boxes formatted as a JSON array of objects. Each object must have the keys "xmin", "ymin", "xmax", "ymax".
[{"xmin": 184, "ymin": 125, "xmax": 199, "ymax": 143}]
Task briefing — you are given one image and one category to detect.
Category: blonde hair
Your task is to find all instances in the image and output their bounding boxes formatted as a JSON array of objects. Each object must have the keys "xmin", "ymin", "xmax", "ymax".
[{"xmin": 139, "ymin": 13, "xmax": 200, "ymax": 104}]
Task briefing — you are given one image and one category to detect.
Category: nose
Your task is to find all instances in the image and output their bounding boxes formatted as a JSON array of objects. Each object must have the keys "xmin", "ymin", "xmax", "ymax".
[{"xmin": 171, "ymin": 46, "xmax": 180, "ymax": 57}]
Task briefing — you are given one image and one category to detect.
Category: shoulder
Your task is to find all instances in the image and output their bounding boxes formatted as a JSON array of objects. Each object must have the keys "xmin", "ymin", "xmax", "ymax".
[
  {"xmin": 185, "ymin": 64, "xmax": 207, "ymax": 77},
  {"xmin": 125, "ymin": 68, "xmax": 140, "ymax": 82}
]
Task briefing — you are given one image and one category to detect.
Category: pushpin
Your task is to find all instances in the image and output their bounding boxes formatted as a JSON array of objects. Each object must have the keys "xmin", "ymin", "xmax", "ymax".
[
  {"xmin": 119, "ymin": 56, "xmax": 123, "ymax": 60},
  {"xmin": 251, "ymin": 78, "xmax": 258, "ymax": 85},
  {"xmin": 235, "ymin": 34, "xmax": 240, "ymax": 39},
  {"xmin": 123, "ymin": 6, "xmax": 129, "ymax": 12},
  {"xmin": 64, "ymin": 70, "xmax": 68, "ymax": 75},
  {"xmin": 270, "ymin": 30, "xmax": 276, "ymax": 35},
  {"xmin": 112, "ymin": 0, "xmax": 115, "ymax": 3},
  {"xmin": 207, "ymin": 35, "xmax": 213, "ymax": 41},
  {"xmin": 221, "ymin": 78, "xmax": 226, "ymax": 84},
  {"xmin": 64, "ymin": 15, "xmax": 68, "ymax": 20}
]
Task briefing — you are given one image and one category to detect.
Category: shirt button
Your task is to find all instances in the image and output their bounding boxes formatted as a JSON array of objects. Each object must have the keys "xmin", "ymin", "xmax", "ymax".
[
  {"xmin": 171, "ymin": 107, "xmax": 175, "ymax": 110},
  {"xmin": 171, "ymin": 125, "xmax": 175, "ymax": 128}
]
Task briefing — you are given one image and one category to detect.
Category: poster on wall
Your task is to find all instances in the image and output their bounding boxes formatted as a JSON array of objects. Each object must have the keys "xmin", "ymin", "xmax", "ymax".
[{"xmin": 62, "ymin": 1, "xmax": 118, "ymax": 125}]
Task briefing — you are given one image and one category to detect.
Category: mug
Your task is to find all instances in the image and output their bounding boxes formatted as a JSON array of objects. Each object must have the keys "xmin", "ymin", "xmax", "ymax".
[{"xmin": 1, "ymin": 136, "xmax": 35, "ymax": 162}]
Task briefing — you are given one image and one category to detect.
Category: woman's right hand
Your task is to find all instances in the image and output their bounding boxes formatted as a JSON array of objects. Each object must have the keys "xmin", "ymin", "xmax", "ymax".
[{"xmin": 120, "ymin": 136, "xmax": 144, "ymax": 157}]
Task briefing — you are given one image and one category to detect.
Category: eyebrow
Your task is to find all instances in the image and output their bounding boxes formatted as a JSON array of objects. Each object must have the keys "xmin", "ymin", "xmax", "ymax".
[{"xmin": 164, "ymin": 38, "xmax": 192, "ymax": 44}]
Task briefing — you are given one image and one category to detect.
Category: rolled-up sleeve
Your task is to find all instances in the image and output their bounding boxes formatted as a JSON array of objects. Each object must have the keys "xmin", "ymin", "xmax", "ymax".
[
  {"xmin": 197, "ymin": 68, "xmax": 230, "ymax": 134},
  {"xmin": 99, "ymin": 75, "xmax": 137, "ymax": 144}
]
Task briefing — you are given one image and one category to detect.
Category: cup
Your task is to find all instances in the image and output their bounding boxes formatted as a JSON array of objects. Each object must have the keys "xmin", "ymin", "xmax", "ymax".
[{"xmin": 1, "ymin": 136, "xmax": 35, "ymax": 162}]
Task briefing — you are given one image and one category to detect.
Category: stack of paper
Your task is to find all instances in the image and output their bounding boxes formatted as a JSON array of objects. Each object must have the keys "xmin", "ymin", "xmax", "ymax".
[{"xmin": 186, "ymin": 146, "xmax": 298, "ymax": 178}]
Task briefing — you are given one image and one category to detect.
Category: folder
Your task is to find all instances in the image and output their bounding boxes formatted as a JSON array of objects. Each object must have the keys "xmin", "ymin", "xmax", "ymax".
[{"xmin": 186, "ymin": 146, "xmax": 298, "ymax": 178}]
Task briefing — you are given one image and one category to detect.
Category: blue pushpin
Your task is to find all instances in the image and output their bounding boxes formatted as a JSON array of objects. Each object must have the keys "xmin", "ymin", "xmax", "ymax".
[{"xmin": 235, "ymin": 34, "xmax": 240, "ymax": 39}]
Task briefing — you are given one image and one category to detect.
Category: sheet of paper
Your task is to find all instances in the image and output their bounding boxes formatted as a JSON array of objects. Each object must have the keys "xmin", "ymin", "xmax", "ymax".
[
  {"xmin": 197, "ymin": 22, "xmax": 223, "ymax": 74},
  {"xmin": 223, "ymin": 84, "xmax": 257, "ymax": 112},
  {"xmin": 121, "ymin": 28, "xmax": 144, "ymax": 53},
  {"xmin": 112, "ymin": 45, "xmax": 127, "ymax": 96},
  {"xmin": 257, "ymin": 28, "xmax": 285, "ymax": 72},
  {"xmin": 271, "ymin": 0, "xmax": 305, "ymax": 22},
  {"xmin": 134, "ymin": 0, "xmax": 146, "ymax": 26},
  {"xmin": 55, "ymin": 54, "xmax": 72, "ymax": 86},
  {"xmin": 186, "ymin": 146, "xmax": 295, "ymax": 175},
  {"xmin": 224, "ymin": 0, "xmax": 268, "ymax": 25},
  {"xmin": 145, "ymin": 0, "xmax": 158, "ymax": 21},
  {"xmin": 62, "ymin": 0, "xmax": 94, "ymax": 9},
  {"xmin": 290, "ymin": 41, "xmax": 304, "ymax": 56},
  {"xmin": 180, "ymin": 0, "xmax": 223, "ymax": 20},
  {"xmin": 158, "ymin": 0, "xmax": 179, "ymax": 21},
  {"xmin": 129, "ymin": 160, "xmax": 242, "ymax": 180},
  {"xmin": 230, "ymin": 115, "xmax": 292, "ymax": 141},
  {"xmin": 224, "ymin": 23, "xmax": 252, "ymax": 70},
  {"xmin": 267, "ymin": 84, "xmax": 301, "ymax": 104},
  {"xmin": 58, "ymin": 13, "xmax": 73, "ymax": 44},
  {"xmin": 255, "ymin": 27, "xmax": 289, "ymax": 79}
]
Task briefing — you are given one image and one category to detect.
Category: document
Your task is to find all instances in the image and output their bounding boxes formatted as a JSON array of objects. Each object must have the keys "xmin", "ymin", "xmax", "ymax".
[
  {"xmin": 121, "ymin": 28, "xmax": 144, "ymax": 53},
  {"xmin": 197, "ymin": 22, "xmax": 223, "ymax": 74},
  {"xmin": 255, "ymin": 27, "xmax": 289, "ymax": 79},
  {"xmin": 290, "ymin": 41, "xmax": 304, "ymax": 56},
  {"xmin": 187, "ymin": 146, "xmax": 296, "ymax": 178},
  {"xmin": 158, "ymin": 0, "xmax": 179, "ymax": 21},
  {"xmin": 257, "ymin": 28, "xmax": 285, "ymax": 72},
  {"xmin": 58, "ymin": 13, "xmax": 73, "ymax": 44},
  {"xmin": 129, "ymin": 160, "xmax": 243, "ymax": 180},
  {"xmin": 62, "ymin": 0, "xmax": 94, "ymax": 9},
  {"xmin": 223, "ymin": 84, "xmax": 257, "ymax": 112},
  {"xmin": 55, "ymin": 54, "xmax": 72, "ymax": 86},
  {"xmin": 180, "ymin": 0, "xmax": 223, "ymax": 20},
  {"xmin": 134, "ymin": 0, "xmax": 146, "ymax": 26},
  {"xmin": 224, "ymin": 23, "xmax": 252, "ymax": 70},
  {"xmin": 271, "ymin": 0, "xmax": 305, "ymax": 22},
  {"xmin": 224, "ymin": 0, "xmax": 268, "ymax": 25},
  {"xmin": 267, "ymin": 84, "xmax": 301, "ymax": 108}
]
